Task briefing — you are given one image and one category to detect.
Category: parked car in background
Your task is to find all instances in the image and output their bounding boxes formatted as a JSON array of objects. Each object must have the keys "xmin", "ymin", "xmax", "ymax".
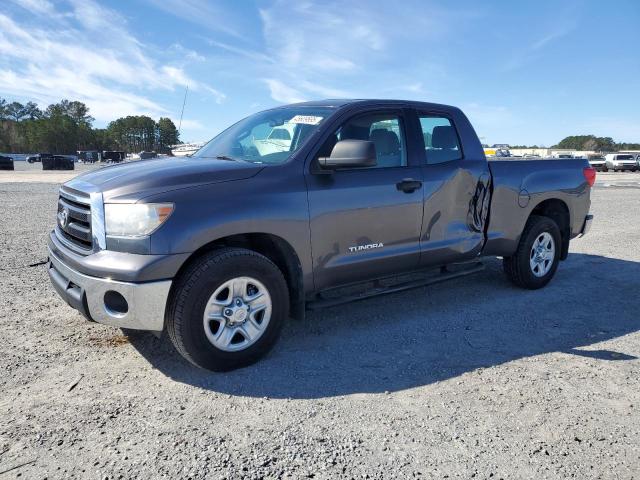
[
  {"xmin": 484, "ymin": 147, "xmax": 512, "ymax": 157},
  {"xmin": 494, "ymin": 148, "xmax": 511, "ymax": 157},
  {"xmin": 0, "ymin": 155, "xmax": 14, "ymax": 170},
  {"xmin": 604, "ymin": 153, "xmax": 637, "ymax": 172},
  {"xmin": 43, "ymin": 155, "xmax": 74, "ymax": 170},
  {"xmin": 27, "ymin": 153, "xmax": 53, "ymax": 163},
  {"xmin": 139, "ymin": 151, "xmax": 157, "ymax": 159},
  {"xmin": 47, "ymin": 99, "xmax": 594, "ymax": 371},
  {"xmin": 588, "ymin": 156, "xmax": 607, "ymax": 171},
  {"xmin": 103, "ymin": 151, "xmax": 125, "ymax": 163},
  {"xmin": 78, "ymin": 150, "xmax": 101, "ymax": 163}
]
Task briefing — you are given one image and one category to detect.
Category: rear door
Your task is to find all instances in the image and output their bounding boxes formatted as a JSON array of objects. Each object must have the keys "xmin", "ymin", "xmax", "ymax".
[
  {"xmin": 305, "ymin": 108, "xmax": 425, "ymax": 291},
  {"xmin": 413, "ymin": 110, "xmax": 491, "ymax": 266}
]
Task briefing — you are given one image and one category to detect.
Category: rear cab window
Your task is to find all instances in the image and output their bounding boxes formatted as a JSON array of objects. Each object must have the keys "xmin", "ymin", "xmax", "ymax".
[{"xmin": 417, "ymin": 115, "xmax": 463, "ymax": 164}]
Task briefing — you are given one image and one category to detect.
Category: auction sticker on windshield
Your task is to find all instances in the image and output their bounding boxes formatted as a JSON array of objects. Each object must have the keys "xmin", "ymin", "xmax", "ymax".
[{"xmin": 289, "ymin": 115, "xmax": 323, "ymax": 125}]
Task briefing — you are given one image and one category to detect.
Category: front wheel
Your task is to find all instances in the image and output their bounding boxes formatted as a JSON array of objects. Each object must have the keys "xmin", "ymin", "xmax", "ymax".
[
  {"xmin": 503, "ymin": 215, "xmax": 561, "ymax": 289},
  {"xmin": 166, "ymin": 248, "xmax": 289, "ymax": 371}
]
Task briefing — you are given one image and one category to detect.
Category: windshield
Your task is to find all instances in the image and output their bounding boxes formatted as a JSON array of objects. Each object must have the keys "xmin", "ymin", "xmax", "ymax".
[
  {"xmin": 192, "ymin": 107, "xmax": 335, "ymax": 164},
  {"xmin": 617, "ymin": 155, "xmax": 634, "ymax": 160}
]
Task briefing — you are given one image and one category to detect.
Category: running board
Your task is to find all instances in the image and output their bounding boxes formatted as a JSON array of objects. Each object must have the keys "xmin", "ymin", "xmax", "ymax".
[{"xmin": 307, "ymin": 262, "xmax": 485, "ymax": 310}]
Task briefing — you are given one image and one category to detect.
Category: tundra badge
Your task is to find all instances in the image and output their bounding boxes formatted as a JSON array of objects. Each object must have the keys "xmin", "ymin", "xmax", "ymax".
[{"xmin": 348, "ymin": 243, "xmax": 384, "ymax": 253}]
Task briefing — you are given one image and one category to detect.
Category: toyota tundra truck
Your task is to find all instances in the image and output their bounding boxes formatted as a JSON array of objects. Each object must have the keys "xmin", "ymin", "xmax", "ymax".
[{"xmin": 47, "ymin": 100, "xmax": 595, "ymax": 371}]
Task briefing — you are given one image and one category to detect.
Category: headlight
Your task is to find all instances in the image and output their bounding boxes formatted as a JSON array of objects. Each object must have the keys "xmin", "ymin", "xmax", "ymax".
[{"xmin": 105, "ymin": 203, "xmax": 174, "ymax": 237}]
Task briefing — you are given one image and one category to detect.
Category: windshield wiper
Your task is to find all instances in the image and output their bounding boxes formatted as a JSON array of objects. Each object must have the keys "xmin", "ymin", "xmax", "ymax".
[{"xmin": 214, "ymin": 154, "xmax": 238, "ymax": 161}]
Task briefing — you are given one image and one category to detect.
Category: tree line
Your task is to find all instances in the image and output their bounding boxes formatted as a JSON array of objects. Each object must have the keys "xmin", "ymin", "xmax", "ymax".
[
  {"xmin": 512, "ymin": 135, "xmax": 640, "ymax": 151},
  {"xmin": 0, "ymin": 98, "xmax": 180, "ymax": 154}
]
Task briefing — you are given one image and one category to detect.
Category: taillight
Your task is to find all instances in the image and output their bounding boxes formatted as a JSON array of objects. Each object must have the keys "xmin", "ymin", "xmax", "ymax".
[{"xmin": 583, "ymin": 167, "xmax": 596, "ymax": 187}]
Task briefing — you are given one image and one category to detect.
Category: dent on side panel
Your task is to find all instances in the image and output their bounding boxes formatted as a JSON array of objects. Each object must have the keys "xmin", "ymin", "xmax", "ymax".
[
  {"xmin": 420, "ymin": 165, "xmax": 486, "ymax": 266},
  {"xmin": 467, "ymin": 171, "xmax": 491, "ymax": 233}
]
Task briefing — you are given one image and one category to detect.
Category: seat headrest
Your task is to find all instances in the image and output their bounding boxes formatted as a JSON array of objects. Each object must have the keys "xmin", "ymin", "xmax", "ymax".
[
  {"xmin": 431, "ymin": 126, "xmax": 458, "ymax": 149},
  {"xmin": 370, "ymin": 129, "xmax": 400, "ymax": 155},
  {"xmin": 341, "ymin": 124, "xmax": 369, "ymax": 141}
]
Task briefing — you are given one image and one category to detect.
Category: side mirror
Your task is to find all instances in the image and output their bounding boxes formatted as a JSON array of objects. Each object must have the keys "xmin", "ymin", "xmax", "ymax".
[{"xmin": 318, "ymin": 140, "xmax": 377, "ymax": 170}]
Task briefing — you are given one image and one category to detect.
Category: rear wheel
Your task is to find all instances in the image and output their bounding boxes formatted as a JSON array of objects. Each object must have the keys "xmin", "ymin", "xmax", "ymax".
[
  {"xmin": 503, "ymin": 215, "xmax": 561, "ymax": 289},
  {"xmin": 166, "ymin": 248, "xmax": 289, "ymax": 371}
]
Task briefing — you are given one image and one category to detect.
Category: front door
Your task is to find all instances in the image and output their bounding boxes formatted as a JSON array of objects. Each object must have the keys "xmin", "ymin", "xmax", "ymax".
[{"xmin": 305, "ymin": 109, "xmax": 424, "ymax": 291}]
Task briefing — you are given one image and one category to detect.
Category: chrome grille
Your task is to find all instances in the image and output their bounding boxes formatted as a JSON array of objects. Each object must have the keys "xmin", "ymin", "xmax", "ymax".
[{"xmin": 56, "ymin": 187, "xmax": 93, "ymax": 253}]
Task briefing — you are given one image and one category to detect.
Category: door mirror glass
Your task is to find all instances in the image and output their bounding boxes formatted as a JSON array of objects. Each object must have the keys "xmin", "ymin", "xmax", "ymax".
[{"xmin": 318, "ymin": 140, "xmax": 377, "ymax": 169}]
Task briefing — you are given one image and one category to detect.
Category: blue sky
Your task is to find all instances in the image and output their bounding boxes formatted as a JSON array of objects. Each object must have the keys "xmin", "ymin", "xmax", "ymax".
[{"xmin": 1, "ymin": 0, "xmax": 639, "ymax": 145}]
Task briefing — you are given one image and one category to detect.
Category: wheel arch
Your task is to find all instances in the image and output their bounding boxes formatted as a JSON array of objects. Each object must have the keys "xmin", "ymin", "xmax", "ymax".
[
  {"xmin": 528, "ymin": 198, "xmax": 571, "ymax": 260},
  {"xmin": 169, "ymin": 232, "xmax": 305, "ymax": 321}
]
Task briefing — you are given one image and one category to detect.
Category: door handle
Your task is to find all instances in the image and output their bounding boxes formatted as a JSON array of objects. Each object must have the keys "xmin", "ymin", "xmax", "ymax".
[{"xmin": 396, "ymin": 178, "xmax": 422, "ymax": 193}]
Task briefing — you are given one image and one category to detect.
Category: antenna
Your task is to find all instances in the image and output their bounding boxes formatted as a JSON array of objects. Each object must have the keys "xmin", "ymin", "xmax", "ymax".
[{"xmin": 178, "ymin": 85, "xmax": 188, "ymax": 135}]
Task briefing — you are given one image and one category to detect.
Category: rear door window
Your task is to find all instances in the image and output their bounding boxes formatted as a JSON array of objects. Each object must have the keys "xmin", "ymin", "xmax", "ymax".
[{"xmin": 418, "ymin": 115, "xmax": 462, "ymax": 164}]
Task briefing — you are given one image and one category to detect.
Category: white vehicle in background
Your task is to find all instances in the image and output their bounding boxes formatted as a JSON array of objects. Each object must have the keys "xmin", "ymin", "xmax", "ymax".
[
  {"xmin": 604, "ymin": 153, "xmax": 637, "ymax": 172},
  {"xmin": 171, "ymin": 142, "xmax": 205, "ymax": 157},
  {"xmin": 588, "ymin": 156, "xmax": 607, "ymax": 171},
  {"xmin": 254, "ymin": 123, "xmax": 295, "ymax": 156},
  {"xmin": 552, "ymin": 153, "xmax": 575, "ymax": 159}
]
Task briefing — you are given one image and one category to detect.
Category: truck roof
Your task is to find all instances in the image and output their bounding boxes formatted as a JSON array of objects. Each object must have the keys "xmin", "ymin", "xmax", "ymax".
[{"xmin": 287, "ymin": 98, "xmax": 460, "ymax": 112}]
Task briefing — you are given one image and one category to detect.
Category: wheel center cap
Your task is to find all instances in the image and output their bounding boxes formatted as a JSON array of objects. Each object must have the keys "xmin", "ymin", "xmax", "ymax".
[{"xmin": 233, "ymin": 308, "xmax": 247, "ymax": 322}]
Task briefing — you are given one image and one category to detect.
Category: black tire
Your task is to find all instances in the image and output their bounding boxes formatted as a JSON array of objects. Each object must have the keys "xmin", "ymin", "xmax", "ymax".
[
  {"xmin": 602, "ymin": 166, "xmax": 608, "ymax": 172},
  {"xmin": 166, "ymin": 248, "xmax": 289, "ymax": 371},
  {"xmin": 503, "ymin": 215, "xmax": 561, "ymax": 290}
]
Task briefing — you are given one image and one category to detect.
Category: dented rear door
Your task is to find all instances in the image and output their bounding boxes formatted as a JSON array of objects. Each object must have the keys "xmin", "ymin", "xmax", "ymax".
[{"xmin": 412, "ymin": 110, "xmax": 491, "ymax": 267}]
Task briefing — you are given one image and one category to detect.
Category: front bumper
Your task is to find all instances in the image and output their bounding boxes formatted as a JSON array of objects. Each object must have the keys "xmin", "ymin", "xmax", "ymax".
[
  {"xmin": 611, "ymin": 164, "xmax": 637, "ymax": 170},
  {"xmin": 48, "ymin": 246, "xmax": 172, "ymax": 331}
]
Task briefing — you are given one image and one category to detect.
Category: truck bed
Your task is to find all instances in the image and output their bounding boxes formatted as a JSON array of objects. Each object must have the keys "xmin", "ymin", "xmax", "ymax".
[{"xmin": 484, "ymin": 158, "xmax": 591, "ymax": 257}]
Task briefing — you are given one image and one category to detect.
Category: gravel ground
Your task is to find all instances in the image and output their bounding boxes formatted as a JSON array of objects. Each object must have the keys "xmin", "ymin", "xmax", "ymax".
[{"xmin": 0, "ymin": 171, "xmax": 639, "ymax": 479}]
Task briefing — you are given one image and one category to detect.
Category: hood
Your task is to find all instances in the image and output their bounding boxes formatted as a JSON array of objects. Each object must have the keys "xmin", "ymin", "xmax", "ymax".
[{"xmin": 66, "ymin": 157, "xmax": 264, "ymax": 202}]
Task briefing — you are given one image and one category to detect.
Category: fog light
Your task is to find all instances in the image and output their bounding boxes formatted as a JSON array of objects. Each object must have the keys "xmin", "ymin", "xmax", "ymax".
[{"xmin": 104, "ymin": 290, "xmax": 128, "ymax": 317}]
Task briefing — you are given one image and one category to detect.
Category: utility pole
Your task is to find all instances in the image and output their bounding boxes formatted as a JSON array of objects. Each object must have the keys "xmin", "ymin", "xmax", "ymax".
[{"xmin": 178, "ymin": 85, "xmax": 188, "ymax": 137}]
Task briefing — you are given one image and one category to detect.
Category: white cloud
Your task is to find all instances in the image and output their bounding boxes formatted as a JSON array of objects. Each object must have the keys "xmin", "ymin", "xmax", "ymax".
[
  {"xmin": 405, "ymin": 82, "xmax": 424, "ymax": 93},
  {"xmin": 169, "ymin": 43, "xmax": 206, "ymax": 62},
  {"xmin": 503, "ymin": 22, "xmax": 577, "ymax": 71},
  {"xmin": 263, "ymin": 79, "xmax": 305, "ymax": 104},
  {"xmin": 205, "ymin": 39, "xmax": 274, "ymax": 63},
  {"xmin": 256, "ymin": 1, "xmax": 462, "ymax": 103},
  {"xmin": 142, "ymin": 0, "xmax": 242, "ymax": 37},
  {"xmin": 0, "ymin": 1, "xmax": 224, "ymax": 121},
  {"xmin": 299, "ymin": 81, "xmax": 350, "ymax": 99},
  {"xmin": 10, "ymin": 0, "xmax": 55, "ymax": 15},
  {"xmin": 256, "ymin": 2, "xmax": 387, "ymax": 103}
]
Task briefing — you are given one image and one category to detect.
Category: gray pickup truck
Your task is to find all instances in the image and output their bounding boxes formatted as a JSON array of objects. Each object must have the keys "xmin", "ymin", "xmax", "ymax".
[{"xmin": 48, "ymin": 100, "xmax": 595, "ymax": 371}]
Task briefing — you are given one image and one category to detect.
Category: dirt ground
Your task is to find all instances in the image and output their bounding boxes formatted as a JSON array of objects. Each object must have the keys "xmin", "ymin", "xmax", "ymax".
[{"xmin": 0, "ymin": 166, "xmax": 639, "ymax": 479}]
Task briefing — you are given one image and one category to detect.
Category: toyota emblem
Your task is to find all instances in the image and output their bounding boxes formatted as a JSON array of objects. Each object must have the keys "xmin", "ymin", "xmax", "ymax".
[{"xmin": 58, "ymin": 208, "xmax": 69, "ymax": 228}]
